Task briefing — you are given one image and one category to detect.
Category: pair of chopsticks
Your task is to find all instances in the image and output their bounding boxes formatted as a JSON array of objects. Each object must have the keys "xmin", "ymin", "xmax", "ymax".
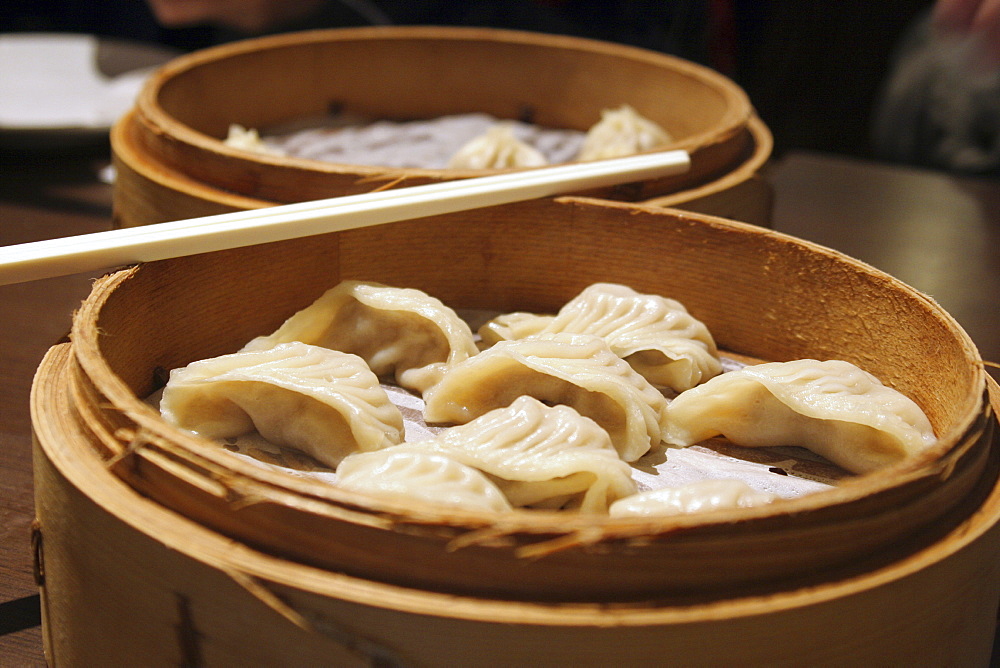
[{"xmin": 0, "ymin": 150, "xmax": 690, "ymax": 286}]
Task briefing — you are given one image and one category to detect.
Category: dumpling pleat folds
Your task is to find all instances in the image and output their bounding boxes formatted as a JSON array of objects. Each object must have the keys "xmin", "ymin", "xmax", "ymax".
[
  {"xmin": 336, "ymin": 449, "xmax": 513, "ymax": 513},
  {"xmin": 243, "ymin": 280, "xmax": 479, "ymax": 394},
  {"xmin": 478, "ymin": 283, "xmax": 722, "ymax": 392},
  {"xmin": 392, "ymin": 396, "xmax": 637, "ymax": 512},
  {"xmin": 662, "ymin": 359, "xmax": 937, "ymax": 474},
  {"xmin": 423, "ymin": 333, "xmax": 669, "ymax": 462}
]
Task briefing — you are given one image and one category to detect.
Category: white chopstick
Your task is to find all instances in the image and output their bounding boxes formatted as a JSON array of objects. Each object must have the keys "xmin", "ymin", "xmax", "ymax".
[{"xmin": 0, "ymin": 150, "xmax": 689, "ymax": 286}]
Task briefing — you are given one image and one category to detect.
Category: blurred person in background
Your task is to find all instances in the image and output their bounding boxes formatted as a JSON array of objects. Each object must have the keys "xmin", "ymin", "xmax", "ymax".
[
  {"xmin": 873, "ymin": 0, "xmax": 1000, "ymax": 175},
  {"xmin": 2, "ymin": 0, "xmax": 721, "ymax": 74}
]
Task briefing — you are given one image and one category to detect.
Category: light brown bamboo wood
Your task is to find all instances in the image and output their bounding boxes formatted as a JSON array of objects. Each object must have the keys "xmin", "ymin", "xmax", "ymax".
[
  {"xmin": 645, "ymin": 115, "xmax": 774, "ymax": 226},
  {"xmin": 110, "ymin": 108, "xmax": 266, "ymax": 227},
  {"xmin": 31, "ymin": 343, "xmax": 1000, "ymax": 665},
  {"xmin": 125, "ymin": 26, "xmax": 754, "ymax": 205},
  {"xmin": 50, "ymin": 198, "xmax": 991, "ymax": 603}
]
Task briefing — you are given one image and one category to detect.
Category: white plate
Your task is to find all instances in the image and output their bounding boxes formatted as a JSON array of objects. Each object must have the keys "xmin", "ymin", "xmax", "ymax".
[{"xmin": 0, "ymin": 33, "xmax": 178, "ymax": 148}]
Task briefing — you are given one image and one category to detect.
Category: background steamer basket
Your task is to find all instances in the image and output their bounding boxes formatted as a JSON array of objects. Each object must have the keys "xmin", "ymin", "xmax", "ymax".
[
  {"xmin": 110, "ymin": 110, "xmax": 772, "ymax": 228},
  {"xmin": 47, "ymin": 198, "xmax": 992, "ymax": 604},
  {"xmin": 114, "ymin": 26, "xmax": 762, "ymax": 221}
]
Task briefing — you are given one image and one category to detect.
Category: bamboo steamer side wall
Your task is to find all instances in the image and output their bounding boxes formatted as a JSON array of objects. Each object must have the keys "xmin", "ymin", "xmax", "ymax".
[
  {"xmin": 31, "ymin": 344, "xmax": 1000, "ymax": 665},
  {"xmin": 645, "ymin": 115, "xmax": 774, "ymax": 227},
  {"xmin": 153, "ymin": 28, "xmax": 739, "ymax": 137}
]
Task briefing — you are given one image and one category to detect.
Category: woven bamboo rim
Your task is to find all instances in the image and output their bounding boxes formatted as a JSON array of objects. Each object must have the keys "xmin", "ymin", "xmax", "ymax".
[
  {"xmin": 30, "ymin": 343, "xmax": 1000, "ymax": 664},
  {"xmin": 66, "ymin": 198, "xmax": 989, "ymax": 602},
  {"xmin": 130, "ymin": 26, "xmax": 753, "ymax": 203}
]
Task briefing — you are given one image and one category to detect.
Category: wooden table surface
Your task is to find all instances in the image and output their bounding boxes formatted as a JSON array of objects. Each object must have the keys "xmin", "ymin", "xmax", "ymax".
[{"xmin": 1, "ymin": 148, "xmax": 998, "ymax": 664}]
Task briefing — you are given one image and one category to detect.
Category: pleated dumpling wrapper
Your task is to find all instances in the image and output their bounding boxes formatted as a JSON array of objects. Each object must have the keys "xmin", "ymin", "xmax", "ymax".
[
  {"xmin": 242, "ymin": 280, "xmax": 479, "ymax": 394},
  {"xmin": 577, "ymin": 104, "xmax": 673, "ymax": 161},
  {"xmin": 446, "ymin": 123, "xmax": 548, "ymax": 170},
  {"xmin": 423, "ymin": 333, "xmax": 669, "ymax": 462},
  {"xmin": 662, "ymin": 359, "xmax": 938, "ymax": 474},
  {"xmin": 609, "ymin": 479, "xmax": 777, "ymax": 518},
  {"xmin": 160, "ymin": 341, "xmax": 404, "ymax": 468},
  {"xmin": 478, "ymin": 282, "xmax": 722, "ymax": 392},
  {"xmin": 383, "ymin": 396, "xmax": 637, "ymax": 513},
  {"xmin": 337, "ymin": 449, "xmax": 513, "ymax": 513}
]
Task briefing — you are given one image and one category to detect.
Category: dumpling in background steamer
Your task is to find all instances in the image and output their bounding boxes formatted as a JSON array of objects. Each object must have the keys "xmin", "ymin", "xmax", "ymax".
[
  {"xmin": 662, "ymin": 359, "xmax": 938, "ymax": 474},
  {"xmin": 243, "ymin": 280, "xmax": 479, "ymax": 394},
  {"xmin": 223, "ymin": 123, "xmax": 285, "ymax": 156},
  {"xmin": 337, "ymin": 449, "xmax": 513, "ymax": 513},
  {"xmin": 478, "ymin": 283, "xmax": 722, "ymax": 392},
  {"xmin": 446, "ymin": 123, "xmax": 548, "ymax": 169},
  {"xmin": 577, "ymin": 105, "xmax": 673, "ymax": 161},
  {"xmin": 160, "ymin": 342, "xmax": 405, "ymax": 469},
  {"xmin": 394, "ymin": 396, "xmax": 637, "ymax": 513},
  {"xmin": 423, "ymin": 333, "xmax": 669, "ymax": 462},
  {"xmin": 608, "ymin": 478, "xmax": 778, "ymax": 518}
]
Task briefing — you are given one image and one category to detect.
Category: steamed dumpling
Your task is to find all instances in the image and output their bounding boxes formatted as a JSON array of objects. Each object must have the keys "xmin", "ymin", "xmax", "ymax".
[
  {"xmin": 224, "ymin": 124, "xmax": 284, "ymax": 156},
  {"xmin": 243, "ymin": 280, "xmax": 479, "ymax": 394},
  {"xmin": 447, "ymin": 123, "xmax": 548, "ymax": 169},
  {"xmin": 478, "ymin": 283, "xmax": 722, "ymax": 392},
  {"xmin": 396, "ymin": 396, "xmax": 637, "ymax": 512},
  {"xmin": 577, "ymin": 105, "xmax": 673, "ymax": 161},
  {"xmin": 160, "ymin": 341, "xmax": 404, "ymax": 468},
  {"xmin": 423, "ymin": 333, "xmax": 669, "ymax": 462},
  {"xmin": 337, "ymin": 449, "xmax": 513, "ymax": 513},
  {"xmin": 662, "ymin": 359, "xmax": 938, "ymax": 474},
  {"xmin": 609, "ymin": 479, "xmax": 778, "ymax": 517}
]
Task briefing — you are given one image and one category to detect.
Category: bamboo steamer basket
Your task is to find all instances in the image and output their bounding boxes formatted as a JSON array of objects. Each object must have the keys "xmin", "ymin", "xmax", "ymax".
[
  {"xmin": 30, "ymin": 199, "xmax": 1000, "ymax": 664},
  {"xmin": 112, "ymin": 110, "xmax": 773, "ymax": 229},
  {"xmin": 31, "ymin": 347, "xmax": 1000, "ymax": 665},
  {"xmin": 33, "ymin": 196, "xmax": 994, "ymax": 606},
  {"xmin": 112, "ymin": 26, "xmax": 766, "ymax": 224}
]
